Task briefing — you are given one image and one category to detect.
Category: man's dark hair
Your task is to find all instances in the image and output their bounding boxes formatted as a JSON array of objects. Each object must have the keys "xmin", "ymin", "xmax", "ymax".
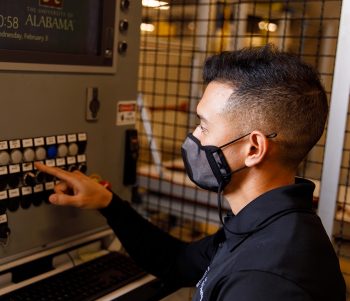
[{"xmin": 203, "ymin": 44, "xmax": 328, "ymax": 168}]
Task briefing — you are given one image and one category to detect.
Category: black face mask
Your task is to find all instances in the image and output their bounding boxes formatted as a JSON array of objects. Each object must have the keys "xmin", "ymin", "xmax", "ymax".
[
  {"xmin": 181, "ymin": 132, "xmax": 252, "ymax": 193},
  {"xmin": 181, "ymin": 131, "xmax": 277, "ymax": 233}
]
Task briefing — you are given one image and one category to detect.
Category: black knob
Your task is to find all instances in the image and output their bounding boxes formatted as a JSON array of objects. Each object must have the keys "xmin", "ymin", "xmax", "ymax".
[
  {"xmin": 118, "ymin": 41, "xmax": 128, "ymax": 54},
  {"xmin": 8, "ymin": 197, "xmax": 20, "ymax": 212},
  {"xmin": 120, "ymin": 0, "xmax": 130, "ymax": 11},
  {"xmin": 8, "ymin": 174, "xmax": 20, "ymax": 189},
  {"xmin": 119, "ymin": 19, "xmax": 129, "ymax": 32},
  {"xmin": 78, "ymin": 164, "xmax": 87, "ymax": 174},
  {"xmin": 89, "ymin": 98, "xmax": 100, "ymax": 119},
  {"xmin": 36, "ymin": 171, "xmax": 46, "ymax": 184},
  {"xmin": 77, "ymin": 141, "xmax": 87, "ymax": 154},
  {"xmin": 68, "ymin": 165, "xmax": 78, "ymax": 172},
  {"xmin": 0, "ymin": 175, "xmax": 7, "ymax": 191},
  {"xmin": 23, "ymin": 172, "xmax": 37, "ymax": 187}
]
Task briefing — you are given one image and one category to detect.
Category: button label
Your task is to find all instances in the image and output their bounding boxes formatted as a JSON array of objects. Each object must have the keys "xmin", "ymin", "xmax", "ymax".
[
  {"xmin": 78, "ymin": 133, "xmax": 87, "ymax": 141},
  {"xmin": 21, "ymin": 187, "xmax": 33, "ymax": 196},
  {"xmin": 0, "ymin": 141, "xmax": 8, "ymax": 150},
  {"xmin": 68, "ymin": 134, "xmax": 77, "ymax": 142},
  {"xmin": 9, "ymin": 140, "xmax": 21, "ymax": 149},
  {"xmin": 9, "ymin": 164, "xmax": 20, "ymax": 174},
  {"xmin": 9, "ymin": 188, "xmax": 20, "ymax": 198},
  {"xmin": 46, "ymin": 136, "xmax": 56, "ymax": 145},
  {"xmin": 34, "ymin": 184, "xmax": 44, "ymax": 193},
  {"xmin": 22, "ymin": 163, "xmax": 33, "ymax": 172},
  {"xmin": 34, "ymin": 137, "xmax": 45, "ymax": 146},
  {"xmin": 22, "ymin": 139, "xmax": 34, "ymax": 148},
  {"xmin": 57, "ymin": 135, "xmax": 67, "ymax": 143},
  {"xmin": 0, "ymin": 166, "xmax": 8, "ymax": 175},
  {"xmin": 77, "ymin": 154, "xmax": 86, "ymax": 163},
  {"xmin": 0, "ymin": 191, "xmax": 8, "ymax": 200}
]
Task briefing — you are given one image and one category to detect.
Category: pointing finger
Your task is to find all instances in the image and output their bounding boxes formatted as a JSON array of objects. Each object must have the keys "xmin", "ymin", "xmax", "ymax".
[{"xmin": 35, "ymin": 162, "xmax": 78, "ymax": 184}]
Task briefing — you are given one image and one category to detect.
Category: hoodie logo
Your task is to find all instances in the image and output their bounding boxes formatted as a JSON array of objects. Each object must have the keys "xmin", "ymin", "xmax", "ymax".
[{"xmin": 196, "ymin": 266, "xmax": 210, "ymax": 301}]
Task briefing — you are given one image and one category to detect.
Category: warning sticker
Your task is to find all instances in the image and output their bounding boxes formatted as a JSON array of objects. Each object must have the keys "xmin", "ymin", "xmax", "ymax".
[{"xmin": 116, "ymin": 101, "xmax": 136, "ymax": 126}]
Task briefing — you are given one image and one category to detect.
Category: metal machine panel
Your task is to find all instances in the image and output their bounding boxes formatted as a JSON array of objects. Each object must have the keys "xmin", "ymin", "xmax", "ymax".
[{"xmin": 0, "ymin": 0, "xmax": 141, "ymax": 267}]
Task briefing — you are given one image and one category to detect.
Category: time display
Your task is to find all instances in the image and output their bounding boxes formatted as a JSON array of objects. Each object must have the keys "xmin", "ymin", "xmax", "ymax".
[
  {"xmin": 0, "ymin": 15, "xmax": 19, "ymax": 29},
  {"xmin": 0, "ymin": 1, "xmax": 103, "ymax": 57}
]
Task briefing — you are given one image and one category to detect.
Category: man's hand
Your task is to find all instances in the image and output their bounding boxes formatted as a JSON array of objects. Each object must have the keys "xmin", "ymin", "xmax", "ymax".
[{"xmin": 34, "ymin": 162, "xmax": 113, "ymax": 209}]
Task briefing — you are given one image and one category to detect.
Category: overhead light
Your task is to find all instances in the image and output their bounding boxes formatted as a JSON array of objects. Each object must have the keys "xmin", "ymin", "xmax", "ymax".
[
  {"xmin": 258, "ymin": 21, "xmax": 278, "ymax": 32},
  {"xmin": 140, "ymin": 23, "xmax": 155, "ymax": 32},
  {"xmin": 155, "ymin": 5, "xmax": 170, "ymax": 10},
  {"xmin": 142, "ymin": 0, "xmax": 169, "ymax": 8}
]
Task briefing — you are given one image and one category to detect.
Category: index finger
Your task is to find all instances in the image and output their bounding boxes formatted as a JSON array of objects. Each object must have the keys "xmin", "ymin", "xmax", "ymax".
[{"xmin": 34, "ymin": 162, "xmax": 76, "ymax": 183}]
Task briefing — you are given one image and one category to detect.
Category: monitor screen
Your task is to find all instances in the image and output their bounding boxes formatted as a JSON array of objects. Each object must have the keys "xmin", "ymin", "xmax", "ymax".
[{"xmin": 0, "ymin": 0, "xmax": 116, "ymax": 70}]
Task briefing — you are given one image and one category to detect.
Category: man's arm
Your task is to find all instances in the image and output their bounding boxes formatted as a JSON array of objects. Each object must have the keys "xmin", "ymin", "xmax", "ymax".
[
  {"xmin": 100, "ymin": 194, "xmax": 223, "ymax": 287},
  {"xmin": 34, "ymin": 162, "xmax": 222, "ymax": 287}
]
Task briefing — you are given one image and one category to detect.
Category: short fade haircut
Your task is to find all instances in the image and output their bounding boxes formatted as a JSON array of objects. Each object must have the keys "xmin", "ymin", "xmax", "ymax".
[{"xmin": 203, "ymin": 45, "xmax": 328, "ymax": 168}]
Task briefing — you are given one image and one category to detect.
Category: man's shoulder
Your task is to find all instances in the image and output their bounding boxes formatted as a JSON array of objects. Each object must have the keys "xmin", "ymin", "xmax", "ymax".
[
  {"xmin": 226, "ymin": 213, "xmax": 345, "ymax": 300},
  {"xmin": 234, "ymin": 210, "xmax": 335, "ymax": 268}
]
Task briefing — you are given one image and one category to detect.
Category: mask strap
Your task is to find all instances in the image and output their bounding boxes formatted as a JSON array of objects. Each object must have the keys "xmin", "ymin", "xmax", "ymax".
[
  {"xmin": 217, "ymin": 182, "xmax": 241, "ymax": 235},
  {"xmin": 218, "ymin": 181, "xmax": 240, "ymax": 235},
  {"xmin": 218, "ymin": 164, "xmax": 247, "ymax": 231},
  {"xmin": 219, "ymin": 133, "xmax": 251, "ymax": 149},
  {"xmin": 219, "ymin": 132, "xmax": 277, "ymax": 149},
  {"xmin": 217, "ymin": 181, "xmax": 225, "ymax": 227}
]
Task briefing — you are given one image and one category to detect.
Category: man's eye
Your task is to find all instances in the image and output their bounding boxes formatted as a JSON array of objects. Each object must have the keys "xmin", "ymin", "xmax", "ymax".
[{"xmin": 199, "ymin": 124, "xmax": 208, "ymax": 133}]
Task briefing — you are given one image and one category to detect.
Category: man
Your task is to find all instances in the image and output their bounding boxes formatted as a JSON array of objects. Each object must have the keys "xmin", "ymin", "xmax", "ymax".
[{"xmin": 36, "ymin": 45, "xmax": 346, "ymax": 300}]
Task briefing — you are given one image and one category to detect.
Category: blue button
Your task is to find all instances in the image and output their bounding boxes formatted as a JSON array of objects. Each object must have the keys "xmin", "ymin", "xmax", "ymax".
[{"xmin": 47, "ymin": 146, "xmax": 58, "ymax": 159}]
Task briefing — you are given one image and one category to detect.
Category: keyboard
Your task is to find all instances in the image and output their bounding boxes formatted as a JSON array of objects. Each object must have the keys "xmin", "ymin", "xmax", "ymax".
[{"xmin": 1, "ymin": 252, "xmax": 147, "ymax": 301}]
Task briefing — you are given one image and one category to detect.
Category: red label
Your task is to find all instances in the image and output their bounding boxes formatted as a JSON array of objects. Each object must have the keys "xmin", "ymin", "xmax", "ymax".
[
  {"xmin": 119, "ymin": 104, "xmax": 136, "ymax": 112},
  {"xmin": 39, "ymin": 0, "xmax": 64, "ymax": 8}
]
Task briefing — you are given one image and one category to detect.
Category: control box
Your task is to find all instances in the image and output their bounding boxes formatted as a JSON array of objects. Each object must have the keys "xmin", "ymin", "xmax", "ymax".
[
  {"xmin": 0, "ymin": 133, "xmax": 87, "ymax": 212},
  {"xmin": 0, "ymin": 0, "xmax": 142, "ymax": 268}
]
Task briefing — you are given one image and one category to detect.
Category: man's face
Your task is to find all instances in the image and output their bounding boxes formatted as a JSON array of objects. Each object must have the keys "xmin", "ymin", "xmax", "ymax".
[
  {"xmin": 193, "ymin": 81, "xmax": 236, "ymax": 145},
  {"xmin": 193, "ymin": 81, "xmax": 247, "ymax": 172}
]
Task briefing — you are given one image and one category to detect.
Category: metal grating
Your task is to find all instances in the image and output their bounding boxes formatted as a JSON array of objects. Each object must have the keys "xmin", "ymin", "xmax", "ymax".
[{"xmin": 135, "ymin": 0, "xmax": 346, "ymax": 291}]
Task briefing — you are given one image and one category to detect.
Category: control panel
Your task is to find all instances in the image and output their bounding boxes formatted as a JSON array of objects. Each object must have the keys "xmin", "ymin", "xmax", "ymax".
[
  {"xmin": 0, "ymin": 133, "xmax": 87, "ymax": 212},
  {"xmin": 0, "ymin": 0, "xmax": 141, "ymax": 270}
]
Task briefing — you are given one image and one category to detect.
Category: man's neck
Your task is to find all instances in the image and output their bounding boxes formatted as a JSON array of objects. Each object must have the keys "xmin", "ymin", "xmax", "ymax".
[{"xmin": 224, "ymin": 169, "xmax": 296, "ymax": 215}]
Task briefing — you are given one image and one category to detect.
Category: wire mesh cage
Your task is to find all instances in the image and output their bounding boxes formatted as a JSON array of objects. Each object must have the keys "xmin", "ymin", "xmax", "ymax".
[{"xmin": 136, "ymin": 0, "xmax": 346, "ymax": 289}]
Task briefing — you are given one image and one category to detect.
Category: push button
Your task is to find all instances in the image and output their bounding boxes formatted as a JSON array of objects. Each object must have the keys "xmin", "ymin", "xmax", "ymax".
[
  {"xmin": 47, "ymin": 145, "xmax": 58, "ymax": 159},
  {"xmin": 7, "ymin": 188, "xmax": 20, "ymax": 212},
  {"xmin": 10, "ymin": 149, "xmax": 23, "ymax": 164},
  {"xmin": 119, "ymin": 19, "xmax": 129, "ymax": 32},
  {"xmin": 35, "ymin": 147, "xmax": 46, "ymax": 161},
  {"xmin": 23, "ymin": 148, "xmax": 35, "ymax": 162},
  {"xmin": 0, "ymin": 151, "xmax": 10, "ymax": 166},
  {"xmin": 120, "ymin": 0, "xmax": 130, "ymax": 11},
  {"xmin": 57, "ymin": 144, "xmax": 68, "ymax": 157},
  {"xmin": 77, "ymin": 133, "xmax": 87, "ymax": 154},
  {"xmin": 21, "ymin": 186, "xmax": 33, "ymax": 209},
  {"xmin": 68, "ymin": 143, "xmax": 79, "ymax": 156},
  {"xmin": 118, "ymin": 41, "xmax": 128, "ymax": 54}
]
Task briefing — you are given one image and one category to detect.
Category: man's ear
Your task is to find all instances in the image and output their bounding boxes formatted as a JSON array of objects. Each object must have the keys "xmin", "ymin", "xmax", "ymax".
[{"xmin": 244, "ymin": 131, "xmax": 269, "ymax": 167}]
